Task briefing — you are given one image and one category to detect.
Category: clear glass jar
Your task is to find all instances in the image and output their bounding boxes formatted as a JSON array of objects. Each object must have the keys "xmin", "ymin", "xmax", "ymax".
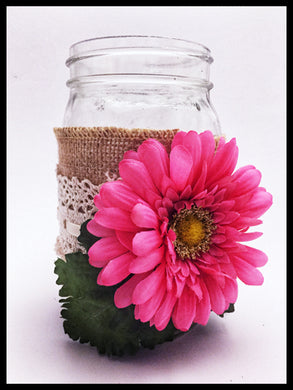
[
  {"xmin": 55, "ymin": 36, "xmax": 223, "ymax": 351},
  {"xmin": 63, "ymin": 35, "xmax": 221, "ymax": 135}
]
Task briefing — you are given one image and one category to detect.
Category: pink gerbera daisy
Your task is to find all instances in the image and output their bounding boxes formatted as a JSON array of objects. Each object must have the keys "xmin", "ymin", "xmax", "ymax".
[{"xmin": 87, "ymin": 130, "xmax": 272, "ymax": 332}]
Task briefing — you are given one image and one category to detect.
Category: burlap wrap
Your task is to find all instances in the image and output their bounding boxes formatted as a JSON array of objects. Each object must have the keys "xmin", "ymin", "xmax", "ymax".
[
  {"xmin": 54, "ymin": 127, "xmax": 179, "ymax": 186},
  {"xmin": 54, "ymin": 126, "xmax": 179, "ymax": 257}
]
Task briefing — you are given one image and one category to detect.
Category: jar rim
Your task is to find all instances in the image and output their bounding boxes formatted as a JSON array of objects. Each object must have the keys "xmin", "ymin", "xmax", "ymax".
[{"xmin": 66, "ymin": 35, "xmax": 213, "ymax": 67}]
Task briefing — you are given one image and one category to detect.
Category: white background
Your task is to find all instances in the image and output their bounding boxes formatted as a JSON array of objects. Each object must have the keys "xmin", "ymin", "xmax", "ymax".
[{"xmin": 7, "ymin": 6, "xmax": 286, "ymax": 384}]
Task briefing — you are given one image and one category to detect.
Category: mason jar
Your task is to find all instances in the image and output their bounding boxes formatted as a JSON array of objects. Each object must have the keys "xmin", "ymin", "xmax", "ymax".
[{"xmin": 54, "ymin": 35, "xmax": 221, "ymax": 258}]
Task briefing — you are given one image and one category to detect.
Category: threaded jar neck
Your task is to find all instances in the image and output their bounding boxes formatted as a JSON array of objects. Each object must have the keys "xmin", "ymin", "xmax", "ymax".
[{"xmin": 65, "ymin": 35, "xmax": 214, "ymax": 90}]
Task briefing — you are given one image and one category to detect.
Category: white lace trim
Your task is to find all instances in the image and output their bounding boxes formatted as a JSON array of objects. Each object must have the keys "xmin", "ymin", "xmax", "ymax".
[{"xmin": 55, "ymin": 175, "xmax": 101, "ymax": 258}]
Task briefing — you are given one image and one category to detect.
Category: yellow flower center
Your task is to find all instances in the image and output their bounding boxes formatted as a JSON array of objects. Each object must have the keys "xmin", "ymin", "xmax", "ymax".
[
  {"xmin": 175, "ymin": 215, "xmax": 206, "ymax": 247},
  {"xmin": 169, "ymin": 206, "xmax": 216, "ymax": 260}
]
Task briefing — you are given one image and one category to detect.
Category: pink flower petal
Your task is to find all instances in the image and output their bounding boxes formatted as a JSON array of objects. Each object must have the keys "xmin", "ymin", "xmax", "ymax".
[
  {"xmin": 232, "ymin": 164, "xmax": 254, "ymax": 178},
  {"xmin": 220, "ymin": 262, "xmax": 238, "ymax": 279},
  {"xmin": 160, "ymin": 175, "xmax": 177, "ymax": 197},
  {"xmin": 182, "ymin": 131, "xmax": 202, "ymax": 166},
  {"xmin": 236, "ymin": 231, "xmax": 263, "ymax": 242},
  {"xmin": 210, "ymin": 200, "xmax": 235, "ymax": 213},
  {"xmin": 213, "ymin": 189, "xmax": 228, "ymax": 203},
  {"xmin": 180, "ymin": 184, "xmax": 192, "ymax": 200},
  {"xmin": 115, "ymin": 230, "xmax": 135, "ymax": 251},
  {"xmin": 192, "ymin": 160, "xmax": 207, "ymax": 196},
  {"xmin": 231, "ymin": 191, "xmax": 253, "ymax": 211},
  {"xmin": 123, "ymin": 150, "xmax": 139, "ymax": 160},
  {"xmin": 132, "ymin": 230, "xmax": 163, "ymax": 256},
  {"xmin": 236, "ymin": 244, "xmax": 268, "ymax": 267},
  {"xmin": 186, "ymin": 277, "xmax": 203, "ymax": 299},
  {"xmin": 99, "ymin": 181, "xmax": 139, "ymax": 211},
  {"xmin": 222, "ymin": 277, "xmax": 238, "ymax": 304},
  {"xmin": 171, "ymin": 131, "xmax": 186, "ymax": 148},
  {"xmin": 216, "ymin": 136, "xmax": 226, "ymax": 151},
  {"xmin": 179, "ymin": 259, "xmax": 190, "ymax": 277},
  {"xmin": 114, "ymin": 273, "xmax": 148, "ymax": 308},
  {"xmin": 154, "ymin": 289, "xmax": 177, "ymax": 331},
  {"xmin": 93, "ymin": 194, "xmax": 104, "ymax": 209},
  {"xmin": 131, "ymin": 203, "xmax": 159, "ymax": 229},
  {"xmin": 193, "ymin": 280, "xmax": 211, "ymax": 325},
  {"xmin": 170, "ymin": 145, "xmax": 193, "ymax": 192},
  {"xmin": 208, "ymin": 245, "xmax": 226, "ymax": 257},
  {"xmin": 87, "ymin": 219, "xmax": 114, "ymax": 237},
  {"xmin": 165, "ymin": 186, "xmax": 180, "ymax": 202},
  {"xmin": 97, "ymin": 251, "xmax": 135, "ymax": 286},
  {"xmin": 233, "ymin": 217, "xmax": 263, "ymax": 229},
  {"xmin": 174, "ymin": 273, "xmax": 187, "ymax": 298},
  {"xmin": 232, "ymin": 166, "xmax": 262, "ymax": 195},
  {"xmin": 232, "ymin": 255, "xmax": 264, "ymax": 285},
  {"xmin": 241, "ymin": 188, "xmax": 273, "ymax": 218},
  {"xmin": 129, "ymin": 246, "xmax": 165, "ymax": 273},
  {"xmin": 203, "ymin": 275, "xmax": 227, "ymax": 315},
  {"xmin": 162, "ymin": 196, "xmax": 174, "ymax": 211},
  {"xmin": 137, "ymin": 138, "xmax": 170, "ymax": 193},
  {"xmin": 212, "ymin": 212, "xmax": 225, "ymax": 223},
  {"xmin": 172, "ymin": 286, "xmax": 196, "ymax": 332},
  {"xmin": 181, "ymin": 131, "xmax": 202, "ymax": 185},
  {"xmin": 88, "ymin": 236, "xmax": 128, "ymax": 267},
  {"xmin": 95, "ymin": 207, "xmax": 139, "ymax": 232},
  {"xmin": 198, "ymin": 264, "xmax": 226, "ymax": 289},
  {"xmin": 199, "ymin": 130, "xmax": 216, "ymax": 166},
  {"xmin": 211, "ymin": 234, "xmax": 227, "ymax": 244},
  {"xmin": 158, "ymin": 207, "xmax": 169, "ymax": 219},
  {"xmin": 218, "ymin": 211, "xmax": 240, "ymax": 225},
  {"xmin": 224, "ymin": 226, "xmax": 263, "ymax": 242},
  {"xmin": 206, "ymin": 138, "xmax": 238, "ymax": 187},
  {"xmin": 119, "ymin": 159, "xmax": 161, "ymax": 205},
  {"xmin": 135, "ymin": 283, "xmax": 165, "ymax": 323},
  {"xmin": 132, "ymin": 264, "xmax": 165, "ymax": 304}
]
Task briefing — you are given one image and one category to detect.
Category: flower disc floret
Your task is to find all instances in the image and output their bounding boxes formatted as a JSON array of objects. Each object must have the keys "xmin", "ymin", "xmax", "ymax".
[{"xmin": 169, "ymin": 206, "xmax": 216, "ymax": 259}]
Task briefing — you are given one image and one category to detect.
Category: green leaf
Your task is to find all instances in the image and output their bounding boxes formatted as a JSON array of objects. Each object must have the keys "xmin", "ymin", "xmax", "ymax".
[
  {"xmin": 61, "ymin": 294, "xmax": 140, "ymax": 356},
  {"xmin": 55, "ymin": 252, "xmax": 103, "ymax": 298},
  {"xmin": 54, "ymin": 252, "xmax": 183, "ymax": 356},
  {"xmin": 138, "ymin": 321, "xmax": 180, "ymax": 350}
]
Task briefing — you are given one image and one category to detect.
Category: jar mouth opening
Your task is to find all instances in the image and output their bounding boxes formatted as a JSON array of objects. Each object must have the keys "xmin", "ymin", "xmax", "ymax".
[{"xmin": 66, "ymin": 35, "xmax": 213, "ymax": 67}]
